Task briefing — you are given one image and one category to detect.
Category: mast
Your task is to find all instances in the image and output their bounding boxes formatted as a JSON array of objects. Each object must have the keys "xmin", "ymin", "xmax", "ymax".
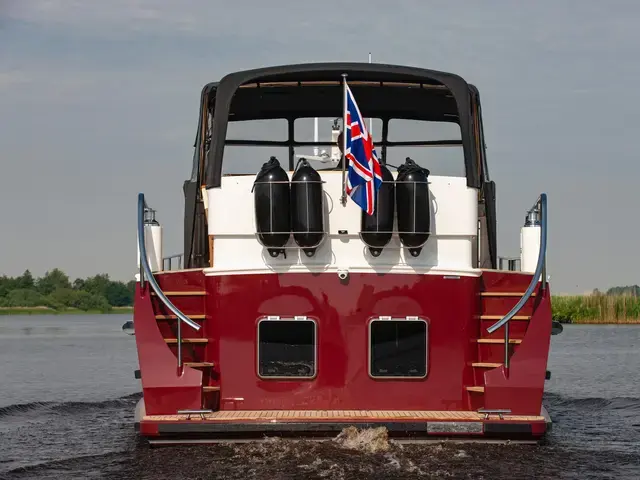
[{"xmin": 340, "ymin": 74, "xmax": 348, "ymax": 206}]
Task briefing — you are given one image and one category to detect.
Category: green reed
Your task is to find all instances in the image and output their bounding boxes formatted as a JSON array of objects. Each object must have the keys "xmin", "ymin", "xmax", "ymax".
[{"xmin": 552, "ymin": 295, "xmax": 640, "ymax": 324}]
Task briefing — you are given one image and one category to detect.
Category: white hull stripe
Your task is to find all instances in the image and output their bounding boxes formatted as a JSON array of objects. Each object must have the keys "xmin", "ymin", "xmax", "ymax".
[{"xmin": 203, "ymin": 266, "xmax": 482, "ymax": 277}]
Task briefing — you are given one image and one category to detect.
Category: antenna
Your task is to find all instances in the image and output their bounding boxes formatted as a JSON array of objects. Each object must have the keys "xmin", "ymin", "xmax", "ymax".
[{"xmin": 313, "ymin": 117, "xmax": 318, "ymax": 156}]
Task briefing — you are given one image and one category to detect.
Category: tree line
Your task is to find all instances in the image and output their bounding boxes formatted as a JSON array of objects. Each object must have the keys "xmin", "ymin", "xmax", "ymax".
[
  {"xmin": 592, "ymin": 285, "xmax": 640, "ymax": 297},
  {"xmin": 0, "ymin": 269, "xmax": 135, "ymax": 312}
]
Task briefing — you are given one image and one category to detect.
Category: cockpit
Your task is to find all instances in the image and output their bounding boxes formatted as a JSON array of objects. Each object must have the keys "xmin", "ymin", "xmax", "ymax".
[
  {"xmin": 221, "ymin": 116, "xmax": 466, "ymax": 178},
  {"xmin": 183, "ymin": 63, "xmax": 495, "ymax": 270}
]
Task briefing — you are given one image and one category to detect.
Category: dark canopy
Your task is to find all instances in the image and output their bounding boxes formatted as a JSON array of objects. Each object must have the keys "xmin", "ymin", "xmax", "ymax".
[
  {"xmin": 202, "ymin": 62, "xmax": 482, "ymax": 189},
  {"xmin": 184, "ymin": 63, "xmax": 496, "ymax": 270}
]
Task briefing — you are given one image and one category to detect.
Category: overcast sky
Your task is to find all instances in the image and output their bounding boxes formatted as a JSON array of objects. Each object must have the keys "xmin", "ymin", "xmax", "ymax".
[{"xmin": 1, "ymin": 0, "xmax": 638, "ymax": 294}]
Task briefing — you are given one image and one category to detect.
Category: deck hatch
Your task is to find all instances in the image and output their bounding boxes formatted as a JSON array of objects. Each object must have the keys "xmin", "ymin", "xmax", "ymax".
[
  {"xmin": 369, "ymin": 316, "xmax": 428, "ymax": 379},
  {"xmin": 257, "ymin": 316, "xmax": 317, "ymax": 379}
]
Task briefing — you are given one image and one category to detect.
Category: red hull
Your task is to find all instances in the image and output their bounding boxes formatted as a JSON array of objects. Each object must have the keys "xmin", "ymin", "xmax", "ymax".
[{"xmin": 133, "ymin": 269, "xmax": 552, "ymax": 442}]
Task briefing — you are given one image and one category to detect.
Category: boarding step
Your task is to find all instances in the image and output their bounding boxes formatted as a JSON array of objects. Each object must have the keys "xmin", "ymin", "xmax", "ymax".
[
  {"xmin": 476, "ymin": 338, "xmax": 522, "ymax": 344},
  {"xmin": 479, "ymin": 292, "xmax": 535, "ymax": 297},
  {"xmin": 164, "ymin": 338, "xmax": 209, "ymax": 344},
  {"xmin": 479, "ymin": 315, "xmax": 530, "ymax": 321},
  {"xmin": 152, "ymin": 291, "xmax": 207, "ymax": 296},
  {"xmin": 144, "ymin": 409, "xmax": 544, "ymax": 422},
  {"xmin": 156, "ymin": 314, "xmax": 207, "ymax": 320},
  {"xmin": 466, "ymin": 386, "xmax": 485, "ymax": 393},
  {"xmin": 472, "ymin": 362, "xmax": 502, "ymax": 368}
]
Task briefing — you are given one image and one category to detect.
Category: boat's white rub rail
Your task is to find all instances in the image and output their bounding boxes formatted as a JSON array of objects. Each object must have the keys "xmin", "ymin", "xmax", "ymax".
[{"xmin": 203, "ymin": 266, "xmax": 483, "ymax": 277}]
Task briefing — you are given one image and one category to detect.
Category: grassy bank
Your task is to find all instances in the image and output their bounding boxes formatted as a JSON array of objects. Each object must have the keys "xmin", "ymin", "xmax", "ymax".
[
  {"xmin": 552, "ymin": 295, "xmax": 640, "ymax": 324},
  {"xmin": 0, "ymin": 306, "xmax": 133, "ymax": 316},
  {"xmin": 3, "ymin": 296, "xmax": 640, "ymax": 324}
]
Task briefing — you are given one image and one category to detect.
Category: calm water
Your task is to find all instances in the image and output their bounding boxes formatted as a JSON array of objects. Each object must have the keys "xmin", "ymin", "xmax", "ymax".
[{"xmin": 0, "ymin": 315, "xmax": 638, "ymax": 479}]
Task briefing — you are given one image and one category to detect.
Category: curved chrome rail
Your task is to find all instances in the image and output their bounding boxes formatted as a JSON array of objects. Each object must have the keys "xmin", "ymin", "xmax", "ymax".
[
  {"xmin": 487, "ymin": 193, "xmax": 547, "ymax": 336},
  {"xmin": 138, "ymin": 193, "xmax": 201, "ymax": 367}
]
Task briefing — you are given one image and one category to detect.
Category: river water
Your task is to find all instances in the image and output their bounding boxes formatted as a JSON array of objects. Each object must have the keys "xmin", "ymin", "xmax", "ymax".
[{"xmin": 0, "ymin": 315, "xmax": 638, "ymax": 479}]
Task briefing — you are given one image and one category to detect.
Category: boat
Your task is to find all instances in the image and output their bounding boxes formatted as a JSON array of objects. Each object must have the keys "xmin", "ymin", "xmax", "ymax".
[{"xmin": 131, "ymin": 62, "xmax": 557, "ymax": 445}]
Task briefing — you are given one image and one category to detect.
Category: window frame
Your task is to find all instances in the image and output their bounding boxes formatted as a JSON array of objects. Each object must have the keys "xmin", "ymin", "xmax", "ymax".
[
  {"xmin": 255, "ymin": 315, "xmax": 318, "ymax": 380},
  {"xmin": 367, "ymin": 316, "xmax": 429, "ymax": 380}
]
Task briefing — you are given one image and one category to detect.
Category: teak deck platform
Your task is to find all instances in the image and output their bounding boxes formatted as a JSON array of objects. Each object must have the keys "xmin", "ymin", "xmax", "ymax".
[
  {"xmin": 145, "ymin": 410, "xmax": 545, "ymax": 422},
  {"xmin": 139, "ymin": 409, "xmax": 550, "ymax": 443}
]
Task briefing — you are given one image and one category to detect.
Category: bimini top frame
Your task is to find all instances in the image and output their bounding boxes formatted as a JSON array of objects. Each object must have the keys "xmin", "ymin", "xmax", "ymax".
[{"xmin": 201, "ymin": 62, "xmax": 483, "ymax": 189}]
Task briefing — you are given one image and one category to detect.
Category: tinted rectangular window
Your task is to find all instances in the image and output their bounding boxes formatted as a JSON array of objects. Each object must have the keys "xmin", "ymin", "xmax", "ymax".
[
  {"xmin": 386, "ymin": 120, "xmax": 465, "ymax": 177},
  {"xmin": 369, "ymin": 319, "xmax": 428, "ymax": 378},
  {"xmin": 258, "ymin": 319, "xmax": 316, "ymax": 378},
  {"xmin": 294, "ymin": 117, "xmax": 382, "ymax": 143},
  {"xmin": 223, "ymin": 119, "xmax": 288, "ymax": 175}
]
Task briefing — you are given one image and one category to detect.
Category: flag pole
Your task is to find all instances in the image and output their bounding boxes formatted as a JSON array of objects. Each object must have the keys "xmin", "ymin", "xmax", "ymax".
[
  {"xmin": 341, "ymin": 73, "xmax": 348, "ymax": 206},
  {"xmin": 368, "ymin": 52, "xmax": 372, "ymax": 135}
]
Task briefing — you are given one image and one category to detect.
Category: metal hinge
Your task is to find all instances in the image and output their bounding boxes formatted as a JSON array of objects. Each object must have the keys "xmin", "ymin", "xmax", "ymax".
[
  {"xmin": 177, "ymin": 409, "xmax": 214, "ymax": 420},
  {"xmin": 477, "ymin": 408, "xmax": 512, "ymax": 420}
]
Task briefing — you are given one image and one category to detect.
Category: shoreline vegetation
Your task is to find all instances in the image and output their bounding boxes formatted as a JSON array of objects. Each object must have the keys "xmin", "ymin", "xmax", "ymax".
[
  {"xmin": 552, "ymin": 291, "xmax": 640, "ymax": 324},
  {"xmin": 0, "ymin": 306, "xmax": 133, "ymax": 315},
  {"xmin": 1, "ymin": 269, "xmax": 639, "ymax": 324},
  {"xmin": 0, "ymin": 269, "xmax": 134, "ymax": 316}
]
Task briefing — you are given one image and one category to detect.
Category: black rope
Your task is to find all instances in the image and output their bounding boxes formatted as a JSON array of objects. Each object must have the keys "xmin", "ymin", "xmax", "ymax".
[
  {"xmin": 252, "ymin": 156, "xmax": 284, "ymax": 192},
  {"xmin": 293, "ymin": 156, "xmax": 312, "ymax": 173},
  {"xmin": 397, "ymin": 157, "xmax": 430, "ymax": 177}
]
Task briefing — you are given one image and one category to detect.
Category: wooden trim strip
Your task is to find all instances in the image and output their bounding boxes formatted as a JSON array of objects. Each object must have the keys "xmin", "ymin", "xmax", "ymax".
[
  {"xmin": 156, "ymin": 268, "xmax": 205, "ymax": 275},
  {"xmin": 184, "ymin": 362, "xmax": 215, "ymax": 368},
  {"xmin": 479, "ymin": 315, "xmax": 530, "ymax": 321},
  {"xmin": 480, "ymin": 268, "xmax": 532, "ymax": 276},
  {"xmin": 203, "ymin": 386, "xmax": 221, "ymax": 392},
  {"xmin": 477, "ymin": 338, "xmax": 522, "ymax": 344},
  {"xmin": 143, "ymin": 409, "xmax": 545, "ymax": 422},
  {"xmin": 164, "ymin": 338, "xmax": 208, "ymax": 344},
  {"xmin": 480, "ymin": 292, "xmax": 536, "ymax": 297},
  {"xmin": 237, "ymin": 81, "xmax": 448, "ymax": 89},
  {"xmin": 209, "ymin": 235, "xmax": 214, "ymax": 268},
  {"xmin": 466, "ymin": 386, "xmax": 485, "ymax": 393},
  {"xmin": 472, "ymin": 362, "xmax": 502, "ymax": 368},
  {"xmin": 151, "ymin": 291, "xmax": 207, "ymax": 296}
]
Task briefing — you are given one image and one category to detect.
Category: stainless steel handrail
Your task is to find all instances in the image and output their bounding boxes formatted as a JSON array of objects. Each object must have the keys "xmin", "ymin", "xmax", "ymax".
[
  {"xmin": 137, "ymin": 193, "xmax": 201, "ymax": 368},
  {"xmin": 163, "ymin": 254, "xmax": 184, "ymax": 271},
  {"xmin": 486, "ymin": 194, "xmax": 547, "ymax": 361}
]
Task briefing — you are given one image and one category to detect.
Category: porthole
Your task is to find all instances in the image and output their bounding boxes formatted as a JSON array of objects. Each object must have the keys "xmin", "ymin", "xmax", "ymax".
[
  {"xmin": 257, "ymin": 316, "xmax": 317, "ymax": 379},
  {"xmin": 369, "ymin": 316, "xmax": 428, "ymax": 378}
]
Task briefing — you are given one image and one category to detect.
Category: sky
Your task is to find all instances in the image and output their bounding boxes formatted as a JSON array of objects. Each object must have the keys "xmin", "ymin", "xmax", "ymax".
[{"xmin": 1, "ymin": 0, "xmax": 639, "ymax": 294}]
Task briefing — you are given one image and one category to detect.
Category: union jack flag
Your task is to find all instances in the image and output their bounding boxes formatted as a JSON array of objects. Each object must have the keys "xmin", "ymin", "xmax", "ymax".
[{"xmin": 344, "ymin": 82, "xmax": 382, "ymax": 215}]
